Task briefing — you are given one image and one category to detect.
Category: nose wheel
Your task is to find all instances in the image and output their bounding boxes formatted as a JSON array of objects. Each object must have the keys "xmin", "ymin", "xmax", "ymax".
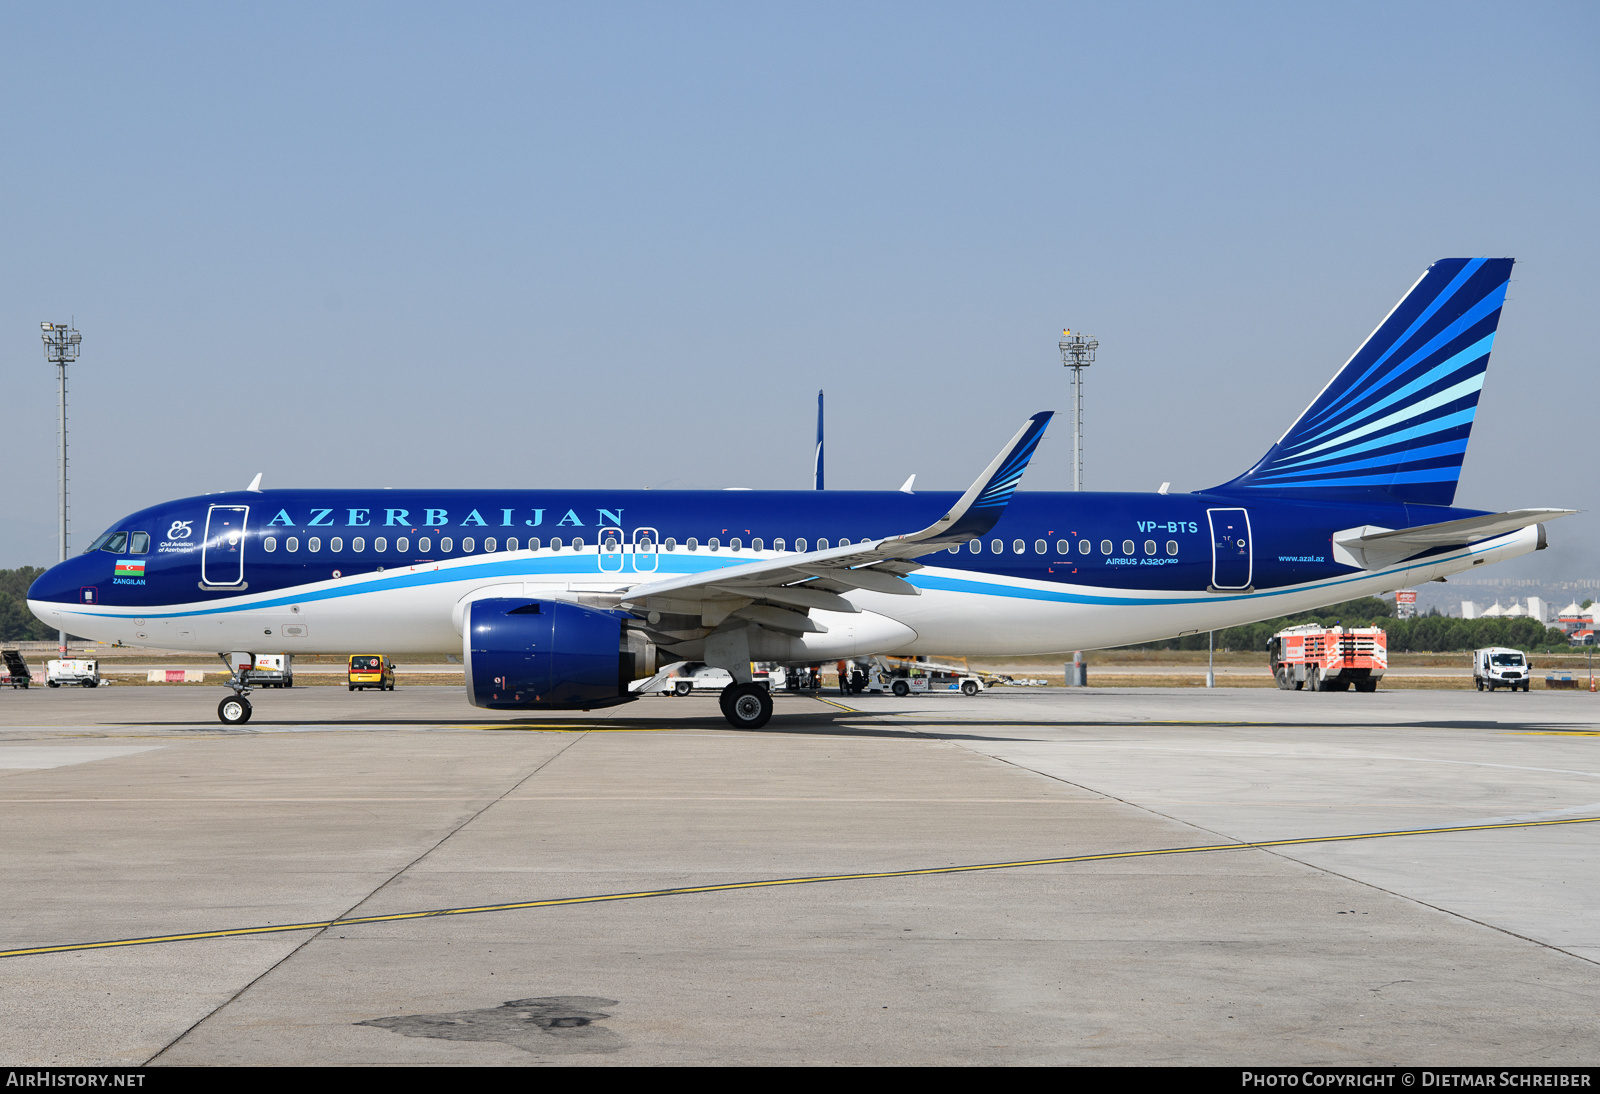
[{"xmin": 218, "ymin": 695, "xmax": 252, "ymax": 725}]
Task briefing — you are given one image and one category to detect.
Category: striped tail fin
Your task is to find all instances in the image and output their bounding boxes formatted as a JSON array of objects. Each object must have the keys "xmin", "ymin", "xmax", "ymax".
[{"xmin": 1212, "ymin": 258, "xmax": 1514, "ymax": 507}]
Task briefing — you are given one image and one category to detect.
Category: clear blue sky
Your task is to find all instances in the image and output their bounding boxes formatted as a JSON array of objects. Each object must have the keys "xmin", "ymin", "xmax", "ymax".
[{"xmin": 2, "ymin": 2, "xmax": 1595, "ymax": 582}]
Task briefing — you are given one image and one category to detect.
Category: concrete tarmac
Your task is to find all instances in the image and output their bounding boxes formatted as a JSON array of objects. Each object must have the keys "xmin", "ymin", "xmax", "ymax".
[{"xmin": 0, "ymin": 684, "xmax": 1597, "ymax": 1066}]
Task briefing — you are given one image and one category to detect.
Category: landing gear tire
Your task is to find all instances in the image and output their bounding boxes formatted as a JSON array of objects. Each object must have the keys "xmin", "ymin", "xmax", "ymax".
[
  {"xmin": 218, "ymin": 696, "xmax": 252, "ymax": 725},
  {"xmin": 722, "ymin": 683, "xmax": 772, "ymax": 730},
  {"xmin": 891, "ymin": 680, "xmax": 910, "ymax": 697}
]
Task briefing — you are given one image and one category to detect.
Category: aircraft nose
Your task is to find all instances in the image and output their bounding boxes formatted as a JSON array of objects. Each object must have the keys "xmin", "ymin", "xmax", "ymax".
[{"xmin": 27, "ymin": 556, "xmax": 97, "ymax": 607}]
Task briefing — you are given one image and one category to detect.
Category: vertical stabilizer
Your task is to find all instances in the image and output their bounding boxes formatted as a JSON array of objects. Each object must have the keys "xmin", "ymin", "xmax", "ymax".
[{"xmin": 1212, "ymin": 258, "xmax": 1514, "ymax": 506}]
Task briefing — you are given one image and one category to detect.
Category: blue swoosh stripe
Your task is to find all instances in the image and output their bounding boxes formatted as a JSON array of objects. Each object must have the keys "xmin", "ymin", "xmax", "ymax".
[
  {"xmin": 1295, "ymin": 333, "xmax": 1494, "ymax": 447},
  {"xmin": 67, "ymin": 536, "xmax": 1516, "ymax": 625},
  {"xmin": 1286, "ymin": 374, "xmax": 1483, "ymax": 460},
  {"xmin": 1308, "ymin": 258, "xmax": 1485, "ymax": 427},
  {"xmin": 1241, "ymin": 467, "xmax": 1462, "ymax": 490},
  {"xmin": 1293, "ymin": 283, "xmax": 1505, "ymax": 445},
  {"xmin": 1247, "ymin": 437, "xmax": 1469, "ymax": 481},
  {"xmin": 1260, "ymin": 407, "xmax": 1479, "ymax": 473}
]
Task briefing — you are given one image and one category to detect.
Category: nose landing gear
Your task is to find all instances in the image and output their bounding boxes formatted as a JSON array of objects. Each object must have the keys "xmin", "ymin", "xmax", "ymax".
[{"xmin": 217, "ymin": 651, "xmax": 255, "ymax": 725}]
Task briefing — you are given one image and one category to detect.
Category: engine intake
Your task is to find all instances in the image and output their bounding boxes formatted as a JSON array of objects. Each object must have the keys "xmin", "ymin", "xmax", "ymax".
[{"xmin": 465, "ymin": 598, "xmax": 640, "ymax": 710}]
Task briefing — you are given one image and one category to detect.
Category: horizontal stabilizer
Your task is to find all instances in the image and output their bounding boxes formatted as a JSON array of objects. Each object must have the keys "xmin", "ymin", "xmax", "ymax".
[{"xmin": 1332, "ymin": 508, "xmax": 1574, "ymax": 571}]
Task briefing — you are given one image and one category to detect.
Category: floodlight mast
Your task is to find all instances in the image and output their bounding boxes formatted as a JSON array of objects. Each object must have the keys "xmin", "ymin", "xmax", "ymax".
[
  {"xmin": 41, "ymin": 321, "xmax": 81, "ymax": 654},
  {"xmin": 1059, "ymin": 330, "xmax": 1097, "ymax": 491}
]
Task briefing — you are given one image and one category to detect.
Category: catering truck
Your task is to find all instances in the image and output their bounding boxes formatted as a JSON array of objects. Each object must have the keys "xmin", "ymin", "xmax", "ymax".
[
  {"xmin": 45, "ymin": 659, "xmax": 100, "ymax": 688},
  {"xmin": 1268, "ymin": 625, "xmax": 1386, "ymax": 692},
  {"xmin": 1473, "ymin": 647, "xmax": 1531, "ymax": 692}
]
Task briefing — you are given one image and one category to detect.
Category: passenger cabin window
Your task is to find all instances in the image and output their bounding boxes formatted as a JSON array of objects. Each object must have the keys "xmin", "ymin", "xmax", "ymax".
[
  {"xmin": 730, "ymin": 538, "xmax": 742, "ymax": 552},
  {"xmin": 462, "ymin": 538, "xmax": 475, "ymax": 553},
  {"xmin": 990, "ymin": 539, "xmax": 1002, "ymax": 554},
  {"xmin": 397, "ymin": 537, "xmax": 409, "ymax": 553},
  {"xmin": 550, "ymin": 537, "xmax": 562, "ymax": 550},
  {"xmin": 526, "ymin": 537, "xmax": 538, "ymax": 551},
  {"xmin": 1166, "ymin": 540, "xmax": 1179, "ymax": 556},
  {"xmin": 1076, "ymin": 540, "xmax": 1090, "ymax": 555},
  {"xmin": 440, "ymin": 537, "xmax": 453, "ymax": 552},
  {"xmin": 484, "ymin": 538, "xmax": 497, "ymax": 553},
  {"xmin": 287, "ymin": 537, "xmax": 300, "ymax": 553},
  {"xmin": 752, "ymin": 538, "xmax": 763, "ymax": 551},
  {"xmin": 948, "ymin": 544, "xmax": 960, "ymax": 554},
  {"xmin": 418, "ymin": 537, "xmax": 431, "ymax": 553},
  {"xmin": 968, "ymin": 539, "xmax": 980, "ymax": 553},
  {"xmin": 664, "ymin": 538, "xmax": 675, "ymax": 551},
  {"xmin": 1035, "ymin": 540, "xmax": 1047, "ymax": 554},
  {"xmin": 709, "ymin": 538, "xmax": 721, "ymax": 552},
  {"xmin": 572, "ymin": 537, "xmax": 584, "ymax": 551},
  {"xmin": 506, "ymin": 537, "xmax": 518, "ymax": 551},
  {"xmin": 309, "ymin": 537, "xmax": 322, "ymax": 553},
  {"xmin": 374, "ymin": 537, "xmax": 387, "ymax": 553},
  {"xmin": 687, "ymin": 538, "xmax": 698, "ymax": 551},
  {"xmin": 1100, "ymin": 539, "xmax": 1112, "ymax": 554},
  {"xmin": 264, "ymin": 537, "xmax": 277, "ymax": 552},
  {"xmin": 331, "ymin": 537, "xmax": 345, "ymax": 552},
  {"xmin": 1144, "ymin": 539, "xmax": 1156, "ymax": 556},
  {"xmin": 352, "ymin": 538, "xmax": 366, "ymax": 553},
  {"xmin": 773, "ymin": 538, "xmax": 785, "ymax": 552},
  {"xmin": 1013, "ymin": 539, "xmax": 1026, "ymax": 554},
  {"xmin": 1121, "ymin": 539, "xmax": 1135, "ymax": 555},
  {"xmin": 794, "ymin": 538, "xmax": 807, "ymax": 552}
]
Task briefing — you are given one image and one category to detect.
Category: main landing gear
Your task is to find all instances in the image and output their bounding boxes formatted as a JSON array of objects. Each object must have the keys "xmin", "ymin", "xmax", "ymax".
[{"xmin": 719, "ymin": 682, "xmax": 773, "ymax": 730}]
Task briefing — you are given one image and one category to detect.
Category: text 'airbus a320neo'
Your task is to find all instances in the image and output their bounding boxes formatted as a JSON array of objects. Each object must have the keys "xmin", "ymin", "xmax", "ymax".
[{"xmin": 29, "ymin": 259, "xmax": 1572, "ymax": 727}]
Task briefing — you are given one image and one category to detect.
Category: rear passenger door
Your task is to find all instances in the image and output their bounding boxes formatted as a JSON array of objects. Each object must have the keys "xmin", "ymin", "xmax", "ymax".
[{"xmin": 1207, "ymin": 508, "xmax": 1252, "ymax": 590}]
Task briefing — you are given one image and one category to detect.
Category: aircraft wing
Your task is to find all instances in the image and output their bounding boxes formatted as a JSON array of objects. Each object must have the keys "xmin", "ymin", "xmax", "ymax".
[
  {"xmin": 1332, "ymin": 508, "xmax": 1575, "ymax": 571},
  {"xmin": 618, "ymin": 411, "xmax": 1053, "ymax": 630}
]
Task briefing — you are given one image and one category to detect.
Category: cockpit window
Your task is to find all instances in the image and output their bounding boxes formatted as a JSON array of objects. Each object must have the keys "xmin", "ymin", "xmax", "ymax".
[
  {"xmin": 98, "ymin": 532, "xmax": 128, "ymax": 554},
  {"xmin": 129, "ymin": 532, "xmax": 150, "ymax": 554}
]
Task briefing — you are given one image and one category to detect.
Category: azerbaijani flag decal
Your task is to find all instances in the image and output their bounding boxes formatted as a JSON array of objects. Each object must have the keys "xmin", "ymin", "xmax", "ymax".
[{"xmin": 114, "ymin": 559, "xmax": 145, "ymax": 578}]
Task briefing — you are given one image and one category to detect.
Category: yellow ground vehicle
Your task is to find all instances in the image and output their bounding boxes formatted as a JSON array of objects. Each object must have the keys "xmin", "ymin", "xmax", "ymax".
[{"xmin": 348, "ymin": 654, "xmax": 395, "ymax": 692}]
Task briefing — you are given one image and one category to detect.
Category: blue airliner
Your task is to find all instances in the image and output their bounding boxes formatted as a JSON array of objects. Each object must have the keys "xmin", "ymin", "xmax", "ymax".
[{"xmin": 28, "ymin": 258, "xmax": 1571, "ymax": 728}]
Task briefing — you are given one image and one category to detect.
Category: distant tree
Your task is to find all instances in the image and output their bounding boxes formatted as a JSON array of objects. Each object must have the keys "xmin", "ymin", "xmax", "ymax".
[{"xmin": 0, "ymin": 568, "xmax": 54, "ymax": 642}]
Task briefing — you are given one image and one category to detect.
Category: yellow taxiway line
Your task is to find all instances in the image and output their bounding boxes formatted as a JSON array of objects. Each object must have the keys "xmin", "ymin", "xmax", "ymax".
[{"xmin": 3, "ymin": 814, "xmax": 1596, "ymax": 960}]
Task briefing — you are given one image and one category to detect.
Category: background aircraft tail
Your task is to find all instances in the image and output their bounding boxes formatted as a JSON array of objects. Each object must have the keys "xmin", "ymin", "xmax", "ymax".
[{"xmin": 1211, "ymin": 258, "xmax": 1514, "ymax": 507}]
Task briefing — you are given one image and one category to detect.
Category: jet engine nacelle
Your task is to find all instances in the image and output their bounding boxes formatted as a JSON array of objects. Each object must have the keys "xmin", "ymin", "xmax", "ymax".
[{"xmin": 465, "ymin": 598, "xmax": 640, "ymax": 710}]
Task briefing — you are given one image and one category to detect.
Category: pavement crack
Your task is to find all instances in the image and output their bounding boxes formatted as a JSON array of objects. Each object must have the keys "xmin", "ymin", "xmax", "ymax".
[{"xmin": 142, "ymin": 732, "xmax": 588, "ymax": 1064}]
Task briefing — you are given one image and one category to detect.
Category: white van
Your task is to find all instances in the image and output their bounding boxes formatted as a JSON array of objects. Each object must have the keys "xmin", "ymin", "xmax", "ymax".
[{"xmin": 1473, "ymin": 647, "xmax": 1531, "ymax": 692}]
